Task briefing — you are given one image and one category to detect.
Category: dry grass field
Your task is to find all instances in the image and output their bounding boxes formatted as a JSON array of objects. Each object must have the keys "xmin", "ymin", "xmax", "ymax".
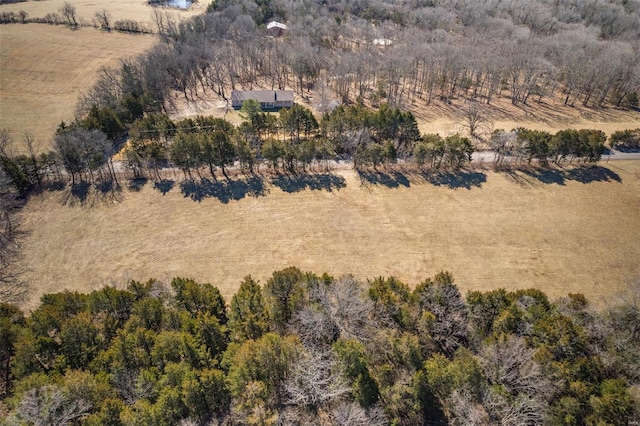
[
  {"xmin": 0, "ymin": 0, "xmax": 206, "ymax": 28},
  {"xmin": 0, "ymin": 24, "xmax": 157, "ymax": 151},
  {"xmin": 17, "ymin": 161, "xmax": 640, "ymax": 311}
]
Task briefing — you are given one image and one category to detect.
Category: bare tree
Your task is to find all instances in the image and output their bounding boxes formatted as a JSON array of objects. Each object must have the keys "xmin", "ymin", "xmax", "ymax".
[
  {"xmin": 0, "ymin": 128, "xmax": 13, "ymax": 158},
  {"xmin": 328, "ymin": 402, "xmax": 388, "ymax": 426},
  {"xmin": 481, "ymin": 387, "xmax": 546, "ymax": 426},
  {"xmin": 60, "ymin": 2, "xmax": 78, "ymax": 28},
  {"xmin": 95, "ymin": 9, "xmax": 110, "ymax": 31},
  {"xmin": 447, "ymin": 389, "xmax": 490, "ymax": 425},
  {"xmin": 16, "ymin": 385, "xmax": 91, "ymax": 426},
  {"xmin": 0, "ymin": 167, "xmax": 25, "ymax": 304},
  {"xmin": 480, "ymin": 335, "xmax": 555, "ymax": 398},
  {"xmin": 284, "ymin": 349, "xmax": 350, "ymax": 408},
  {"xmin": 463, "ymin": 103, "xmax": 493, "ymax": 141},
  {"xmin": 23, "ymin": 132, "xmax": 42, "ymax": 187}
]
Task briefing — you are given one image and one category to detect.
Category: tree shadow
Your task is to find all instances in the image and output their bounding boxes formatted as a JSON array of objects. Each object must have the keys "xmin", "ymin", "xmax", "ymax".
[
  {"xmin": 70, "ymin": 181, "xmax": 91, "ymax": 202},
  {"xmin": 153, "ymin": 179, "xmax": 175, "ymax": 195},
  {"xmin": 522, "ymin": 168, "xmax": 566, "ymax": 185},
  {"xmin": 520, "ymin": 165, "xmax": 621, "ymax": 185},
  {"xmin": 615, "ymin": 146, "xmax": 640, "ymax": 153},
  {"xmin": 271, "ymin": 173, "xmax": 347, "ymax": 193},
  {"xmin": 566, "ymin": 165, "xmax": 621, "ymax": 184},
  {"xmin": 180, "ymin": 177, "xmax": 268, "ymax": 203},
  {"xmin": 96, "ymin": 180, "xmax": 116, "ymax": 194},
  {"xmin": 128, "ymin": 177, "xmax": 148, "ymax": 192},
  {"xmin": 420, "ymin": 170, "xmax": 487, "ymax": 189},
  {"xmin": 44, "ymin": 180, "xmax": 66, "ymax": 191},
  {"xmin": 357, "ymin": 170, "xmax": 411, "ymax": 188}
]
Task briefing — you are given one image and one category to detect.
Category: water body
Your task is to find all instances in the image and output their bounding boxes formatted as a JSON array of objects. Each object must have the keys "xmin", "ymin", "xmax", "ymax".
[{"xmin": 151, "ymin": 0, "xmax": 193, "ymax": 9}]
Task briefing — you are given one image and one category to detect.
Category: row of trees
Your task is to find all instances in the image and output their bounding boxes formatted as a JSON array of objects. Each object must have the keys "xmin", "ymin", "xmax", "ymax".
[
  {"xmin": 1, "ymin": 268, "xmax": 639, "ymax": 424},
  {"xmin": 0, "ymin": 111, "xmax": 617, "ymax": 201},
  {"xmin": 490, "ymin": 128, "xmax": 608, "ymax": 166},
  {"xmin": 0, "ymin": 4, "xmax": 152, "ymax": 33}
]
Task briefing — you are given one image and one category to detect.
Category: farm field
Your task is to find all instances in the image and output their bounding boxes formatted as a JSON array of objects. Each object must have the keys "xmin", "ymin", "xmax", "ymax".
[
  {"xmin": 0, "ymin": 24, "xmax": 157, "ymax": 150},
  {"xmin": 0, "ymin": 0, "xmax": 206, "ymax": 28},
  {"xmin": 17, "ymin": 160, "xmax": 640, "ymax": 311}
]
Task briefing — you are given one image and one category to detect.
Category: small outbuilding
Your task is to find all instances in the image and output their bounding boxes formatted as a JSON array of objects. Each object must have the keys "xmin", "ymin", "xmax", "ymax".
[
  {"xmin": 231, "ymin": 90, "xmax": 295, "ymax": 110},
  {"xmin": 267, "ymin": 21, "xmax": 288, "ymax": 37}
]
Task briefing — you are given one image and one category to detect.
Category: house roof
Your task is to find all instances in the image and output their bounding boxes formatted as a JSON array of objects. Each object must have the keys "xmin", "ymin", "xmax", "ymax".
[
  {"xmin": 231, "ymin": 90, "xmax": 294, "ymax": 103},
  {"xmin": 267, "ymin": 21, "xmax": 288, "ymax": 31}
]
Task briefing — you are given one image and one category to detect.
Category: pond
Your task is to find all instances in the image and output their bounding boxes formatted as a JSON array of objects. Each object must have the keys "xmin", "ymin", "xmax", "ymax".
[{"xmin": 149, "ymin": 0, "xmax": 193, "ymax": 9}]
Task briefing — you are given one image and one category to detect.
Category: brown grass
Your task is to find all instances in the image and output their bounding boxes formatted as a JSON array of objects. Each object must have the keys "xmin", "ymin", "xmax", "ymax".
[
  {"xmin": 0, "ymin": 24, "xmax": 157, "ymax": 151},
  {"xmin": 17, "ymin": 161, "xmax": 640, "ymax": 311},
  {"xmin": 0, "ymin": 0, "xmax": 206, "ymax": 28}
]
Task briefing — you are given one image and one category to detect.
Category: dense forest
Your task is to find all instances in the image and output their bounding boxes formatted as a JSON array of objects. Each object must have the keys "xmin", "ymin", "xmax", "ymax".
[
  {"xmin": 75, "ymin": 0, "xmax": 640, "ymax": 119},
  {"xmin": 0, "ymin": 269, "xmax": 638, "ymax": 425}
]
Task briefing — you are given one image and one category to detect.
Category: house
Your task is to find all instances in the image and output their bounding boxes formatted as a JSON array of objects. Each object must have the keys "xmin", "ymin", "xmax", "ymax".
[
  {"xmin": 267, "ymin": 21, "xmax": 288, "ymax": 37},
  {"xmin": 231, "ymin": 90, "xmax": 294, "ymax": 110}
]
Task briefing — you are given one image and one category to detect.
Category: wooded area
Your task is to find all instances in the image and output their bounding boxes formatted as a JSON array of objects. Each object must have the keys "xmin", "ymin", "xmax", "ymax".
[
  {"xmin": 76, "ymin": 0, "xmax": 640, "ymax": 118},
  {"xmin": 0, "ymin": 270, "xmax": 638, "ymax": 424}
]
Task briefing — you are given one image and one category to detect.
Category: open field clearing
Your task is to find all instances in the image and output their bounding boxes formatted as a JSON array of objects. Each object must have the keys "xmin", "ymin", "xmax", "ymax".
[
  {"xmin": 0, "ymin": 24, "xmax": 157, "ymax": 150},
  {"xmin": 0, "ymin": 0, "xmax": 206, "ymax": 28},
  {"xmin": 17, "ymin": 161, "xmax": 640, "ymax": 311}
]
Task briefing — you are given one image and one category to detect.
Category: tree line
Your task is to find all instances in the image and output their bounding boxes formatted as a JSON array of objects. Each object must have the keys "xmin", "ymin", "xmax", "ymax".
[
  {"xmin": 1, "ymin": 268, "xmax": 638, "ymax": 424},
  {"xmin": 1, "ymin": 103, "xmax": 620, "ymax": 200},
  {"xmin": 0, "ymin": 2, "xmax": 153, "ymax": 34}
]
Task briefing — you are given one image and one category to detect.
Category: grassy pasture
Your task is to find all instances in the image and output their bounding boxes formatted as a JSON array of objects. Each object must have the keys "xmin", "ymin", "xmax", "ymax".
[
  {"xmin": 16, "ymin": 161, "xmax": 640, "ymax": 311},
  {"xmin": 0, "ymin": 0, "xmax": 206, "ymax": 28},
  {"xmin": 0, "ymin": 24, "xmax": 157, "ymax": 151}
]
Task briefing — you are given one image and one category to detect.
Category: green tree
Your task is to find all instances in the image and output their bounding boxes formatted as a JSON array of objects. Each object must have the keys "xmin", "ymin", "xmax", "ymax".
[
  {"xmin": 171, "ymin": 278, "xmax": 227, "ymax": 325},
  {"xmin": 226, "ymin": 333, "xmax": 300, "ymax": 407},
  {"xmin": 444, "ymin": 134, "xmax": 474, "ymax": 168},
  {"xmin": 0, "ymin": 303, "xmax": 24, "ymax": 397},
  {"xmin": 368, "ymin": 276, "xmax": 412, "ymax": 329},
  {"xmin": 279, "ymin": 104, "xmax": 318, "ymax": 144},
  {"xmin": 59, "ymin": 312, "xmax": 100, "ymax": 370},
  {"xmin": 588, "ymin": 378, "xmax": 635, "ymax": 424},
  {"xmin": 239, "ymin": 99, "xmax": 263, "ymax": 129},
  {"xmin": 333, "ymin": 338, "xmax": 380, "ymax": 408},
  {"xmin": 264, "ymin": 267, "xmax": 306, "ymax": 334},
  {"xmin": 229, "ymin": 276, "xmax": 269, "ymax": 343},
  {"xmin": 170, "ymin": 132, "xmax": 201, "ymax": 178}
]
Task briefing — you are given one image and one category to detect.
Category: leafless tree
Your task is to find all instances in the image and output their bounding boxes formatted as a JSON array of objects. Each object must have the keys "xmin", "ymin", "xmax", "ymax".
[
  {"xmin": 111, "ymin": 368, "xmax": 156, "ymax": 405},
  {"xmin": 328, "ymin": 402, "xmax": 387, "ymax": 426},
  {"xmin": 60, "ymin": 2, "xmax": 77, "ymax": 28},
  {"xmin": 284, "ymin": 349, "xmax": 350, "ymax": 408},
  {"xmin": 0, "ymin": 128, "xmax": 13, "ymax": 158},
  {"xmin": 317, "ymin": 276, "xmax": 375, "ymax": 342},
  {"xmin": 447, "ymin": 389, "xmax": 489, "ymax": 425},
  {"xmin": 23, "ymin": 132, "xmax": 42, "ymax": 187},
  {"xmin": 0, "ymin": 168, "xmax": 25, "ymax": 304},
  {"xmin": 16, "ymin": 385, "xmax": 91, "ymax": 426},
  {"xmin": 463, "ymin": 103, "xmax": 493, "ymax": 141},
  {"xmin": 95, "ymin": 9, "xmax": 110, "ymax": 31},
  {"xmin": 481, "ymin": 387, "xmax": 546, "ymax": 425},
  {"xmin": 480, "ymin": 335, "xmax": 555, "ymax": 398}
]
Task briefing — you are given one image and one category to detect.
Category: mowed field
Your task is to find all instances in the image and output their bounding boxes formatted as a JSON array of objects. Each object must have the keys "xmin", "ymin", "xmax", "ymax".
[
  {"xmin": 0, "ymin": 24, "xmax": 157, "ymax": 150},
  {"xmin": 17, "ymin": 161, "xmax": 640, "ymax": 311},
  {"xmin": 0, "ymin": 25, "xmax": 157, "ymax": 150},
  {"xmin": 0, "ymin": 0, "xmax": 206, "ymax": 28}
]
